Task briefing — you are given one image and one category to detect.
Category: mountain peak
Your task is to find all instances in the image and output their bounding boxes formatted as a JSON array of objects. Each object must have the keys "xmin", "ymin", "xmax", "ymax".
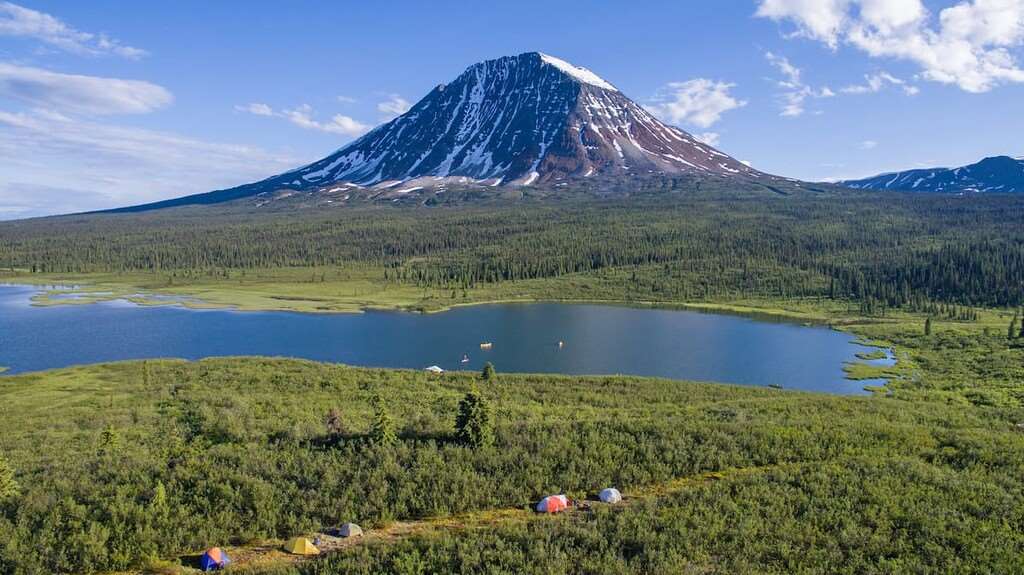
[
  {"xmin": 536, "ymin": 52, "xmax": 618, "ymax": 91},
  {"xmin": 108, "ymin": 53, "xmax": 772, "ymax": 212}
]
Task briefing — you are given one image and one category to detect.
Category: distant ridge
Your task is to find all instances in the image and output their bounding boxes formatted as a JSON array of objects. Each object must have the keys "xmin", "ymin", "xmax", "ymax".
[{"xmin": 840, "ymin": 156, "xmax": 1024, "ymax": 194}]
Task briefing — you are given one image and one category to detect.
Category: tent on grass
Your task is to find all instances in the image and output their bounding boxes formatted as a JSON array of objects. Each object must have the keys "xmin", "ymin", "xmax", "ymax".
[
  {"xmin": 283, "ymin": 537, "xmax": 320, "ymax": 555},
  {"xmin": 599, "ymin": 487, "xmax": 622, "ymax": 504},
  {"xmin": 536, "ymin": 494, "xmax": 569, "ymax": 513},
  {"xmin": 199, "ymin": 547, "xmax": 230, "ymax": 571},
  {"xmin": 339, "ymin": 522, "xmax": 364, "ymax": 538}
]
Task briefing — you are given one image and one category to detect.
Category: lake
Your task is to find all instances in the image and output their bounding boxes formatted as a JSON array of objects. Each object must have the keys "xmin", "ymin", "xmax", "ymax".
[{"xmin": 0, "ymin": 284, "xmax": 880, "ymax": 393}]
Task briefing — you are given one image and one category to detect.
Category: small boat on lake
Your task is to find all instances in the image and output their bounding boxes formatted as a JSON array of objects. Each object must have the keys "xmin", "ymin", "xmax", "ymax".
[
  {"xmin": 461, "ymin": 354, "xmax": 470, "ymax": 363},
  {"xmin": 480, "ymin": 342, "xmax": 493, "ymax": 349}
]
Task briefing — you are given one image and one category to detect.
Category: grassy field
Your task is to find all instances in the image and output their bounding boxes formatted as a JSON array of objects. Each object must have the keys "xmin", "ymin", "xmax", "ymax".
[{"xmin": 0, "ymin": 356, "xmax": 1022, "ymax": 574}]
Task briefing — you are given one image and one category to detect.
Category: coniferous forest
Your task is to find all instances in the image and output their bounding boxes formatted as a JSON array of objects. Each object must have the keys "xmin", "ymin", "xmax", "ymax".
[{"xmin": 2, "ymin": 192, "xmax": 1023, "ymax": 309}]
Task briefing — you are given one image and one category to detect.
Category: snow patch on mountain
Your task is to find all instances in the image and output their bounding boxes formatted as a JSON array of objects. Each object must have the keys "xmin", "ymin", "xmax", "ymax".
[{"xmin": 538, "ymin": 53, "xmax": 617, "ymax": 91}]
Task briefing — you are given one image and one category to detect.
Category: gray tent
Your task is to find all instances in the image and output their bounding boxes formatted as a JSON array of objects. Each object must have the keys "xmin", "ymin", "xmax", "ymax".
[
  {"xmin": 599, "ymin": 488, "xmax": 622, "ymax": 504},
  {"xmin": 339, "ymin": 522, "xmax": 363, "ymax": 538}
]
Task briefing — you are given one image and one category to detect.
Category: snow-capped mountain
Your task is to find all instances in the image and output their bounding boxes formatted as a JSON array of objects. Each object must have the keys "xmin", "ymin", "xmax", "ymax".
[
  {"xmin": 278, "ymin": 52, "xmax": 761, "ymax": 188},
  {"xmin": 840, "ymin": 156, "xmax": 1024, "ymax": 194},
  {"xmin": 114, "ymin": 52, "xmax": 775, "ymax": 211}
]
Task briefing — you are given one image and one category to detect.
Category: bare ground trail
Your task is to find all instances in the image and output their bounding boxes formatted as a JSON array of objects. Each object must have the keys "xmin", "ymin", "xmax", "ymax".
[{"xmin": 148, "ymin": 463, "xmax": 795, "ymax": 574}]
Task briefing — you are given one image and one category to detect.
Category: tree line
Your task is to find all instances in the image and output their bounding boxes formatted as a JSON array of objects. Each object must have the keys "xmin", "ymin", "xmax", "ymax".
[{"xmin": 2, "ymin": 193, "xmax": 1024, "ymax": 307}]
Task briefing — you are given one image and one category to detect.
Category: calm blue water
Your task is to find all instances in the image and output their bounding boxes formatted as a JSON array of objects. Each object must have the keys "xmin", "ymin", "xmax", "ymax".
[{"xmin": 0, "ymin": 284, "xmax": 877, "ymax": 393}]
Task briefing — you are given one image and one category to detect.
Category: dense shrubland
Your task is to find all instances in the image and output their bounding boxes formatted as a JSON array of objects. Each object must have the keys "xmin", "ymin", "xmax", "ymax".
[
  {"xmin": 0, "ymin": 358, "xmax": 1022, "ymax": 573},
  {"xmin": 246, "ymin": 458, "xmax": 1024, "ymax": 575}
]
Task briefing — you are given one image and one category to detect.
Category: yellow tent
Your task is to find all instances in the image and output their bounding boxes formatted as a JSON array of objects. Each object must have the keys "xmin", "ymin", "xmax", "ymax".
[{"xmin": 283, "ymin": 537, "xmax": 320, "ymax": 555}]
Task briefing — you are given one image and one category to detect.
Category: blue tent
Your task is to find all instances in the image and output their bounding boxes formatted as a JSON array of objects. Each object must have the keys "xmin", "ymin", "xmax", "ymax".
[{"xmin": 199, "ymin": 547, "xmax": 231, "ymax": 571}]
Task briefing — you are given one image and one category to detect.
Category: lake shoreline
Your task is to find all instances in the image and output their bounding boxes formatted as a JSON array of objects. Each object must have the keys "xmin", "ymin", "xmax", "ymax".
[{"xmin": 0, "ymin": 284, "xmax": 884, "ymax": 393}]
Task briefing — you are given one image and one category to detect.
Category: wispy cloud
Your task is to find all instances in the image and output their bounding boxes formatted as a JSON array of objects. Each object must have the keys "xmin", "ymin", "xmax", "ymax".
[
  {"xmin": 0, "ymin": 108, "xmax": 300, "ymax": 217},
  {"xmin": 236, "ymin": 102, "xmax": 371, "ymax": 136},
  {"xmin": 859, "ymin": 139, "xmax": 879, "ymax": 150},
  {"xmin": 647, "ymin": 79, "xmax": 747, "ymax": 128},
  {"xmin": 0, "ymin": 1, "xmax": 146, "ymax": 59},
  {"xmin": 376, "ymin": 93, "xmax": 411, "ymax": 120},
  {"xmin": 0, "ymin": 63, "xmax": 172, "ymax": 115},
  {"xmin": 764, "ymin": 51, "xmax": 834, "ymax": 117},
  {"xmin": 756, "ymin": 0, "xmax": 1024, "ymax": 93},
  {"xmin": 234, "ymin": 102, "xmax": 273, "ymax": 116},
  {"xmin": 695, "ymin": 132, "xmax": 721, "ymax": 146},
  {"xmin": 841, "ymin": 71, "xmax": 920, "ymax": 95}
]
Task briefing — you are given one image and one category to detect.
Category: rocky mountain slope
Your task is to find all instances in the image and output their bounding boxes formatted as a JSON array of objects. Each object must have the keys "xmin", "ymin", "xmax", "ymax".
[
  {"xmin": 840, "ymin": 156, "xmax": 1024, "ymax": 194},
  {"xmin": 111, "ymin": 52, "xmax": 790, "ymax": 212}
]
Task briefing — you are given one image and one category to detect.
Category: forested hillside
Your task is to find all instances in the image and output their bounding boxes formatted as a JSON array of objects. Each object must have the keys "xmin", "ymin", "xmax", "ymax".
[{"xmin": 3, "ymin": 193, "xmax": 1024, "ymax": 309}]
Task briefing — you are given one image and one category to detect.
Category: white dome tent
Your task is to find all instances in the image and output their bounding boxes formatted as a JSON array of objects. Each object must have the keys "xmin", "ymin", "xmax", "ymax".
[{"xmin": 599, "ymin": 488, "xmax": 622, "ymax": 504}]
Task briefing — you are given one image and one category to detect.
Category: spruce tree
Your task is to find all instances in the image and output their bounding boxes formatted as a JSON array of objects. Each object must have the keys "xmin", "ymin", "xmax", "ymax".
[
  {"xmin": 481, "ymin": 362, "xmax": 496, "ymax": 383},
  {"xmin": 98, "ymin": 424, "xmax": 120, "ymax": 457},
  {"xmin": 924, "ymin": 316, "xmax": 932, "ymax": 336},
  {"xmin": 369, "ymin": 394, "xmax": 396, "ymax": 446},
  {"xmin": 455, "ymin": 385, "xmax": 494, "ymax": 449}
]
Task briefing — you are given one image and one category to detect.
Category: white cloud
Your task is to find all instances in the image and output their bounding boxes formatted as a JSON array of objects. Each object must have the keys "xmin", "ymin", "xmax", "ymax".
[
  {"xmin": 376, "ymin": 93, "xmax": 411, "ymax": 119},
  {"xmin": 0, "ymin": 183, "xmax": 114, "ymax": 219},
  {"xmin": 694, "ymin": 132, "xmax": 721, "ymax": 146},
  {"xmin": 0, "ymin": 1, "xmax": 146, "ymax": 59},
  {"xmin": 236, "ymin": 101, "xmax": 371, "ymax": 136},
  {"xmin": 647, "ymin": 79, "xmax": 747, "ymax": 128},
  {"xmin": 282, "ymin": 104, "xmax": 370, "ymax": 136},
  {"xmin": 841, "ymin": 71, "xmax": 920, "ymax": 94},
  {"xmin": 234, "ymin": 102, "xmax": 273, "ymax": 116},
  {"xmin": 756, "ymin": 0, "xmax": 1024, "ymax": 92},
  {"xmin": 756, "ymin": 0, "xmax": 850, "ymax": 48},
  {"xmin": 336, "ymin": 95, "xmax": 357, "ymax": 104},
  {"xmin": 0, "ymin": 63, "xmax": 172, "ymax": 115},
  {"xmin": 859, "ymin": 139, "xmax": 879, "ymax": 149},
  {"xmin": 764, "ymin": 52, "xmax": 835, "ymax": 117},
  {"xmin": 0, "ymin": 108, "xmax": 300, "ymax": 217}
]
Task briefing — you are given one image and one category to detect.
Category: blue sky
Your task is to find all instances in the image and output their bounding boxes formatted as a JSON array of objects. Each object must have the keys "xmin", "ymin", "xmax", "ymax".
[{"xmin": 1, "ymin": 0, "xmax": 1023, "ymax": 217}]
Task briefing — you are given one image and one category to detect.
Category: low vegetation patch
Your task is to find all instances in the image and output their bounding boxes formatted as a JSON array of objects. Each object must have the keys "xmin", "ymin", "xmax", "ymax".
[{"xmin": 1, "ymin": 357, "xmax": 1022, "ymax": 573}]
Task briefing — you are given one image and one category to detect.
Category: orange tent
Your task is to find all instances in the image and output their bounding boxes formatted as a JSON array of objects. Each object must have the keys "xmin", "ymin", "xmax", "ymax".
[{"xmin": 536, "ymin": 494, "xmax": 569, "ymax": 513}]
